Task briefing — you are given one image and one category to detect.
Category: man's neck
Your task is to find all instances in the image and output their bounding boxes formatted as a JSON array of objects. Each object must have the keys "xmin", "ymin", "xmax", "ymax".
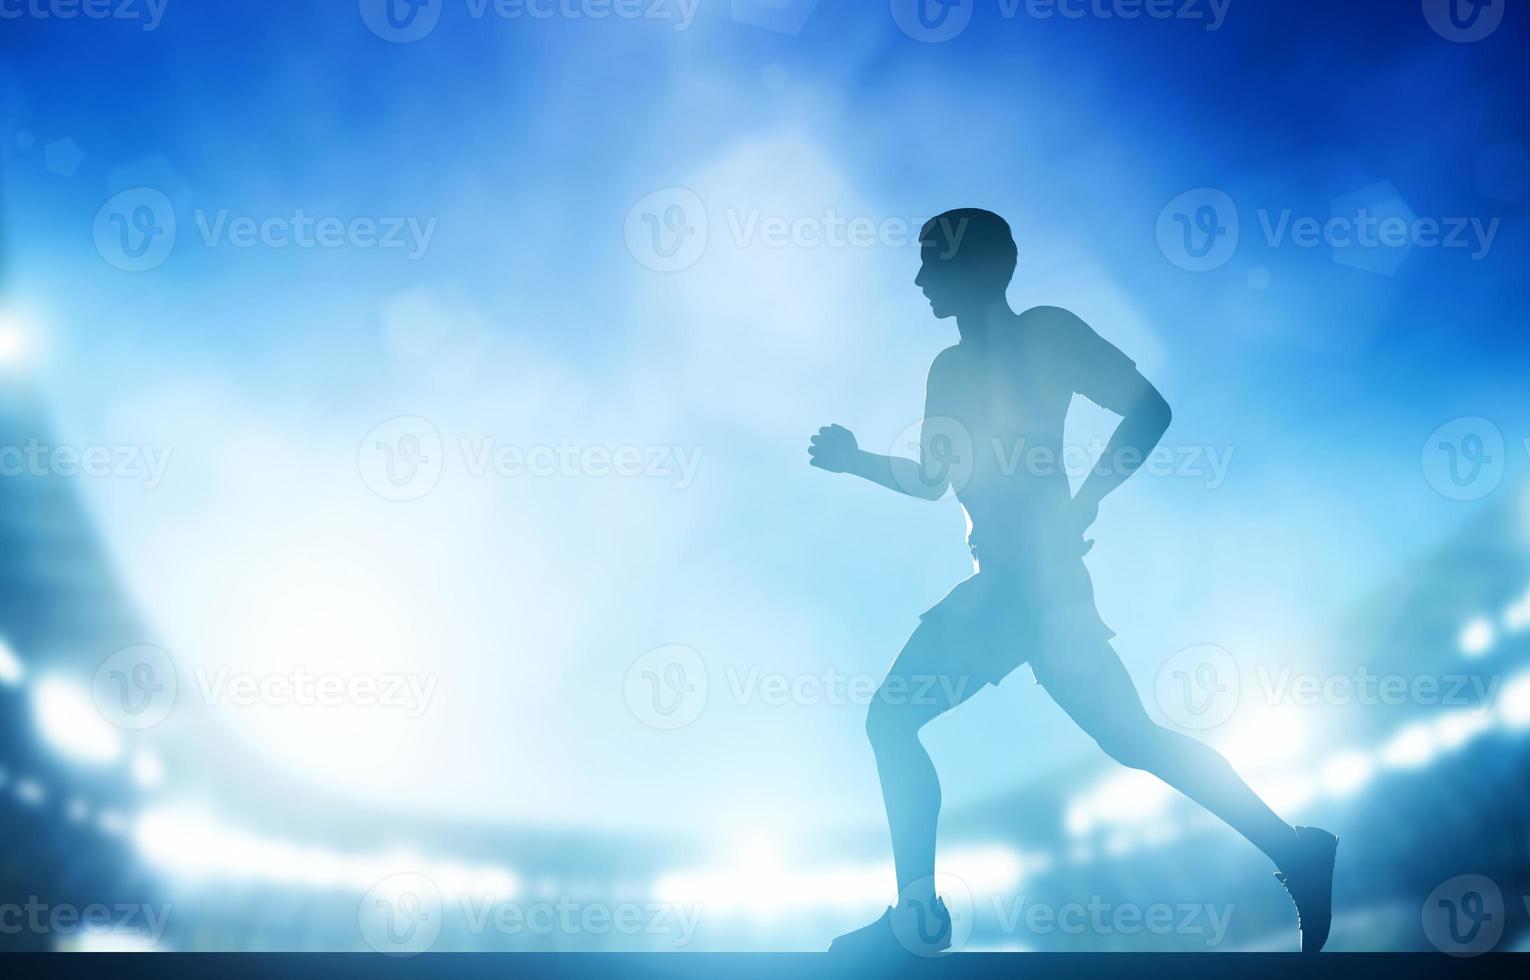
[{"xmin": 954, "ymin": 298, "xmax": 1017, "ymax": 345}]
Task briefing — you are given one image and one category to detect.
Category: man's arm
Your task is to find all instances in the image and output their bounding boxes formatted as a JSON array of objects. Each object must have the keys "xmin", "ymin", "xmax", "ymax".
[
  {"xmin": 808, "ymin": 351, "xmax": 958, "ymax": 502},
  {"xmin": 1051, "ymin": 308, "xmax": 1172, "ymax": 527}
]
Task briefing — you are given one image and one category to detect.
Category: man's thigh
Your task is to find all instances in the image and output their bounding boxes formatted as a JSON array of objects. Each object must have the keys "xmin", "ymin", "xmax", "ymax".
[
  {"xmin": 874, "ymin": 618, "xmax": 992, "ymax": 726},
  {"xmin": 1030, "ymin": 639, "xmax": 1155, "ymax": 739}
]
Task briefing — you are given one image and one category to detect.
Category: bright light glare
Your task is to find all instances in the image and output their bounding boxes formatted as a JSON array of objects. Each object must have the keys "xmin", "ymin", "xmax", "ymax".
[
  {"xmin": 652, "ymin": 842, "xmax": 1036, "ymax": 918},
  {"xmin": 1458, "ymin": 617, "xmax": 1496, "ymax": 657},
  {"xmin": 131, "ymin": 748, "xmax": 166, "ymax": 789},
  {"xmin": 1069, "ymin": 769, "xmax": 1173, "ymax": 834},
  {"xmin": 0, "ymin": 325, "xmax": 23, "ymax": 364},
  {"xmin": 0, "ymin": 307, "xmax": 39, "ymax": 367},
  {"xmin": 1433, "ymin": 709, "xmax": 1493, "ymax": 751},
  {"xmin": 945, "ymin": 844, "xmax": 1039, "ymax": 896},
  {"xmin": 1251, "ymin": 773, "xmax": 1316, "ymax": 814},
  {"xmin": 1318, "ymin": 751, "xmax": 1376, "ymax": 798},
  {"xmin": 0, "ymin": 635, "xmax": 23, "ymax": 686},
  {"xmin": 132, "ymin": 805, "xmax": 519, "ymax": 897},
  {"xmin": 1504, "ymin": 588, "xmax": 1530, "ymax": 634},
  {"xmin": 1213, "ymin": 705, "xmax": 1308, "ymax": 772},
  {"xmin": 16, "ymin": 778, "xmax": 45, "ymax": 806},
  {"xmin": 33, "ymin": 676, "xmax": 124, "ymax": 765},
  {"xmin": 55, "ymin": 930, "xmax": 164, "ymax": 953},
  {"xmin": 1499, "ymin": 672, "xmax": 1530, "ymax": 729},
  {"xmin": 1379, "ymin": 723, "xmax": 1437, "ymax": 769}
]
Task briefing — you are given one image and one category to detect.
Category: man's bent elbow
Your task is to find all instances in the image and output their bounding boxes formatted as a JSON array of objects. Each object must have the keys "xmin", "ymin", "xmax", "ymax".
[{"xmin": 916, "ymin": 481, "xmax": 949, "ymax": 502}]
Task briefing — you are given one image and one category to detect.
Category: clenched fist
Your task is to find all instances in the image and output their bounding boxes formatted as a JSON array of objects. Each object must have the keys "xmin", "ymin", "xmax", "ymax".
[{"xmin": 808, "ymin": 424, "xmax": 859, "ymax": 473}]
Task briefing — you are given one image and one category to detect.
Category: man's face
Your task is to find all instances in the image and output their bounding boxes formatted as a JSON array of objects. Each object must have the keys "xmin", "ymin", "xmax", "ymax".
[
  {"xmin": 914, "ymin": 215, "xmax": 1012, "ymax": 320},
  {"xmin": 914, "ymin": 240, "xmax": 964, "ymax": 319}
]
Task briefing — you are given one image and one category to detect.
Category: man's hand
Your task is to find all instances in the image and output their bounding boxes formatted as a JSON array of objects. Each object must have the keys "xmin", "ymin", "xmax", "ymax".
[
  {"xmin": 1073, "ymin": 492, "xmax": 1100, "ymax": 556},
  {"xmin": 809, "ymin": 424, "xmax": 860, "ymax": 474}
]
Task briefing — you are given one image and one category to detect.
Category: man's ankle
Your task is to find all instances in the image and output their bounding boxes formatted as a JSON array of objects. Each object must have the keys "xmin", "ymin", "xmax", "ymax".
[
  {"xmin": 1272, "ymin": 825, "xmax": 1303, "ymax": 874},
  {"xmin": 899, "ymin": 891, "xmax": 940, "ymax": 913}
]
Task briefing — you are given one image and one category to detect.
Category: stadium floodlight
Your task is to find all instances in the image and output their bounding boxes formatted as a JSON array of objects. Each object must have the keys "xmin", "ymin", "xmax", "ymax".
[
  {"xmin": 942, "ymin": 844, "xmax": 1033, "ymax": 896},
  {"xmin": 131, "ymin": 748, "xmax": 166, "ymax": 789},
  {"xmin": 132, "ymin": 804, "xmax": 523, "ymax": 902},
  {"xmin": 0, "ymin": 306, "xmax": 36, "ymax": 369},
  {"xmin": 653, "ymin": 843, "xmax": 1027, "ymax": 919},
  {"xmin": 33, "ymin": 675, "xmax": 125, "ymax": 765},
  {"xmin": 1318, "ymin": 751, "xmax": 1376, "ymax": 799},
  {"xmin": 0, "ymin": 323, "xmax": 21, "ymax": 365},
  {"xmin": 1498, "ymin": 672, "xmax": 1530, "ymax": 730},
  {"xmin": 468, "ymin": 865, "xmax": 520, "ymax": 900},
  {"xmin": 1504, "ymin": 588, "xmax": 1530, "ymax": 634},
  {"xmin": 1433, "ymin": 708, "xmax": 1494, "ymax": 751},
  {"xmin": 1212, "ymin": 705, "xmax": 1308, "ymax": 772},
  {"xmin": 1458, "ymin": 616, "xmax": 1496, "ymax": 657},
  {"xmin": 56, "ymin": 930, "xmax": 162, "ymax": 954},
  {"xmin": 1251, "ymin": 772, "xmax": 1317, "ymax": 814},
  {"xmin": 1378, "ymin": 722, "xmax": 1438, "ymax": 770},
  {"xmin": 96, "ymin": 809, "xmax": 131, "ymax": 837},
  {"xmin": 1063, "ymin": 801, "xmax": 1094, "ymax": 838},
  {"xmin": 15, "ymin": 777, "xmax": 45, "ymax": 806},
  {"xmin": 1059, "ymin": 768, "xmax": 1177, "ymax": 847},
  {"xmin": 0, "ymin": 635, "xmax": 23, "ymax": 686},
  {"xmin": 1103, "ymin": 831, "xmax": 1137, "ymax": 858},
  {"xmin": 421, "ymin": 860, "xmax": 518, "ymax": 900}
]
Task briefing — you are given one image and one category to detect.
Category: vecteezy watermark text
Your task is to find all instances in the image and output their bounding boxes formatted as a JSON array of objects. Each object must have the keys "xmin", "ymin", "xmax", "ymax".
[
  {"xmin": 1256, "ymin": 209, "xmax": 1498, "ymax": 260},
  {"xmin": 358, "ymin": 417, "xmax": 704, "ymax": 502},
  {"xmin": 1256, "ymin": 664, "xmax": 1499, "ymax": 712},
  {"xmin": 0, "ymin": 0, "xmax": 168, "ymax": 30},
  {"xmin": 358, "ymin": 0, "xmax": 701, "ymax": 43},
  {"xmin": 456, "ymin": 896, "xmax": 702, "ymax": 945},
  {"xmin": 90, "ymin": 645, "xmax": 440, "ymax": 730},
  {"xmin": 0, "ymin": 898, "xmax": 171, "ymax": 943},
  {"xmin": 193, "ymin": 665, "xmax": 438, "ymax": 719},
  {"xmin": 624, "ymin": 189, "xmax": 970, "ymax": 272},
  {"xmin": 992, "ymin": 895, "xmax": 1234, "ymax": 947},
  {"xmin": 888, "ymin": 419, "xmax": 1236, "ymax": 498},
  {"xmin": 623, "ymin": 644, "xmax": 982, "ymax": 731},
  {"xmin": 1157, "ymin": 184, "xmax": 1500, "ymax": 275},
  {"xmin": 94, "ymin": 188, "xmax": 439, "ymax": 272},
  {"xmin": 1154, "ymin": 643, "xmax": 1503, "ymax": 732},
  {"xmin": 193, "ymin": 210, "xmax": 438, "ymax": 259},
  {"xmin": 891, "ymin": 0, "xmax": 1231, "ymax": 44},
  {"xmin": 0, "ymin": 440, "xmax": 171, "ymax": 489},
  {"xmin": 357, "ymin": 872, "xmax": 702, "ymax": 955}
]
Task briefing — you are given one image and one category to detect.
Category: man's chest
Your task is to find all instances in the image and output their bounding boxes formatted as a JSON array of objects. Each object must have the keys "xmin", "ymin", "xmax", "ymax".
[{"xmin": 941, "ymin": 357, "xmax": 1072, "ymax": 437}]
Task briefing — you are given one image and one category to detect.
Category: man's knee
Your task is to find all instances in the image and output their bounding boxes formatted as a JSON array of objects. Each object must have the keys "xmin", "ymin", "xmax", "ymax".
[{"xmin": 865, "ymin": 693, "xmax": 922, "ymax": 750}]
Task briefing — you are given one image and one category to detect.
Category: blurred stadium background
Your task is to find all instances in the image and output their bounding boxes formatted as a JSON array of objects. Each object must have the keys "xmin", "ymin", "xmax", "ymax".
[
  {"xmin": 2, "ymin": 352, "xmax": 1529, "ymax": 951},
  {"xmin": 3, "ymin": 0, "xmax": 1530, "ymax": 958}
]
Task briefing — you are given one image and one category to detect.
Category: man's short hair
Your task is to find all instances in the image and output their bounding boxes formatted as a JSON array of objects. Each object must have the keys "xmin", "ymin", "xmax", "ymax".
[{"xmin": 920, "ymin": 208, "xmax": 1018, "ymax": 281}]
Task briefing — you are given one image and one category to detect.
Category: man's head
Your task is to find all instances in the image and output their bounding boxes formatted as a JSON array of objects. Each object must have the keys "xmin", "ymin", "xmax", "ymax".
[{"xmin": 914, "ymin": 209, "xmax": 1017, "ymax": 319}]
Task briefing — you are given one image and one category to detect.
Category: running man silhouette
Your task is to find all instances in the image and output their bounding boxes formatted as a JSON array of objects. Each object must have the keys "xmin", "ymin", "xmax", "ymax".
[{"xmin": 809, "ymin": 209, "xmax": 1336, "ymax": 956}]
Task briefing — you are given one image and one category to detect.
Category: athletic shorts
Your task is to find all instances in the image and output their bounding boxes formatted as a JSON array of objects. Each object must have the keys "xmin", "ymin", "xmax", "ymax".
[{"xmin": 914, "ymin": 555, "xmax": 1116, "ymax": 689}]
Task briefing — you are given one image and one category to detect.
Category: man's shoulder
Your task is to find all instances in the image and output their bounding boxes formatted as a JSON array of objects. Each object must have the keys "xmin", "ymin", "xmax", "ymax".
[
  {"xmin": 928, "ymin": 343, "xmax": 966, "ymax": 375},
  {"xmin": 1016, "ymin": 305, "xmax": 1111, "ymax": 357},
  {"xmin": 1018, "ymin": 305, "xmax": 1136, "ymax": 375},
  {"xmin": 1016, "ymin": 305, "xmax": 1087, "ymax": 332}
]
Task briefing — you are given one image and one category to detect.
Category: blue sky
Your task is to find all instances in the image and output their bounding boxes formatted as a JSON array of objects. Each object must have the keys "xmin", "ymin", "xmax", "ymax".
[{"xmin": 2, "ymin": 1, "xmax": 1528, "ymax": 846}]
